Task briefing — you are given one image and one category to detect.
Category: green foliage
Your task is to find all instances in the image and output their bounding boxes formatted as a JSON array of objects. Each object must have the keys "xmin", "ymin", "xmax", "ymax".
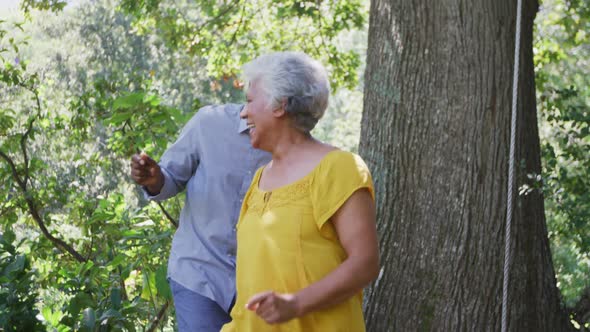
[
  {"xmin": 0, "ymin": 7, "xmax": 179, "ymax": 331},
  {"xmin": 0, "ymin": 230, "xmax": 44, "ymax": 331},
  {"xmin": 535, "ymin": 0, "xmax": 590, "ymax": 316},
  {"xmin": 107, "ymin": 91, "xmax": 188, "ymax": 156},
  {"xmin": 117, "ymin": 0, "xmax": 366, "ymax": 90},
  {"xmin": 20, "ymin": 0, "xmax": 68, "ymax": 14}
]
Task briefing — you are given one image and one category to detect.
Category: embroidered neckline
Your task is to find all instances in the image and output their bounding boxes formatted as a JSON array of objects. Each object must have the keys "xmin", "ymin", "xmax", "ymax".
[{"xmin": 247, "ymin": 180, "xmax": 311, "ymax": 214}]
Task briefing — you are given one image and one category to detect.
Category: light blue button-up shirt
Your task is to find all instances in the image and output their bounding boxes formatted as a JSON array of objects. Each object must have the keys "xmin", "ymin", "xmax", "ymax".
[{"xmin": 146, "ymin": 103, "xmax": 271, "ymax": 311}]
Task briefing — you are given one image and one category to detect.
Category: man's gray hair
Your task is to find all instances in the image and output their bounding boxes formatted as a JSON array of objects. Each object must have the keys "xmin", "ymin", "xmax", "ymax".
[{"xmin": 242, "ymin": 51, "xmax": 330, "ymax": 133}]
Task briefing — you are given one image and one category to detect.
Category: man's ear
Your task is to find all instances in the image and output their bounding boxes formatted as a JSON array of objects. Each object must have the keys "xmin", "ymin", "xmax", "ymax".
[{"xmin": 272, "ymin": 98, "xmax": 288, "ymax": 118}]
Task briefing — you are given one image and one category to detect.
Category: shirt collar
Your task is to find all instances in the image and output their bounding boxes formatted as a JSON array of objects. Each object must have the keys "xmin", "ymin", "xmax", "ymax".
[{"xmin": 237, "ymin": 105, "xmax": 249, "ymax": 133}]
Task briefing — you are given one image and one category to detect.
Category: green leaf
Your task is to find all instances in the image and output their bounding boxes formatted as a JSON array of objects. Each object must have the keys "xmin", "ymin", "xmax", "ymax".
[
  {"xmin": 2, "ymin": 228, "xmax": 16, "ymax": 245},
  {"xmin": 144, "ymin": 93, "xmax": 162, "ymax": 106},
  {"xmin": 110, "ymin": 288, "xmax": 122, "ymax": 310},
  {"xmin": 155, "ymin": 265, "xmax": 171, "ymax": 300},
  {"xmin": 108, "ymin": 254, "xmax": 126, "ymax": 269},
  {"xmin": 113, "ymin": 92, "xmax": 145, "ymax": 110},
  {"xmin": 121, "ymin": 229, "xmax": 144, "ymax": 239},
  {"xmin": 99, "ymin": 308, "xmax": 122, "ymax": 322},
  {"xmin": 68, "ymin": 293, "xmax": 93, "ymax": 317},
  {"xmin": 76, "ymin": 260, "xmax": 95, "ymax": 276},
  {"xmin": 0, "ymin": 234, "xmax": 16, "ymax": 255},
  {"xmin": 42, "ymin": 307, "xmax": 64, "ymax": 327},
  {"xmin": 0, "ymin": 109, "xmax": 16, "ymax": 134},
  {"xmin": 3, "ymin": 254, "xmax": 26, "ymax": 277},
  {"xmin": 56, "ymin": 324, "xmax": 70, "ymax": 332},
  {"xmin": 140, "ymin": 270, "xmax": 157, "ymax": 301},
  {"xmin": 82, "ymin": 308, "xmax": 96, "ymax": 329},
  {"xmin": 107, "ymin": 111, "xmax": 132, "ymax": 125}
]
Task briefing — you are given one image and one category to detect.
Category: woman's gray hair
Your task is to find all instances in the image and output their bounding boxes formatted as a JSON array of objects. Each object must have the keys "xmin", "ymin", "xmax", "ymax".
[{"xmin": 242, "ymin": 51, "xmax": 330, "ymax": 133}]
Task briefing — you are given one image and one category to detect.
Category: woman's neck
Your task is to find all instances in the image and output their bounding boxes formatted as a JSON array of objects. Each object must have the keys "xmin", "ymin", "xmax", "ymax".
[{"xmin": 268, "ymin": 130, "xmax": 317, "ymax": 166}]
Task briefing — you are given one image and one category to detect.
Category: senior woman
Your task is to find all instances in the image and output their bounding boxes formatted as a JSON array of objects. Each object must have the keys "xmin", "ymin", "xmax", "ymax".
[{"xmin": 221, "ymin": 51, "xmax": 379, "ymax": 332}]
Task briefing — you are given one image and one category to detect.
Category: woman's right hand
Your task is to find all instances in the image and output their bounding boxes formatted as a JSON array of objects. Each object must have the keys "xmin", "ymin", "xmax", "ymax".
[
  {"xmin": 130, "ymin": 152, "xmax": 164, "ymax": 195},
  {"xmin": 246, "ymin": 291, "xmax": 302, "ymax": 325}
]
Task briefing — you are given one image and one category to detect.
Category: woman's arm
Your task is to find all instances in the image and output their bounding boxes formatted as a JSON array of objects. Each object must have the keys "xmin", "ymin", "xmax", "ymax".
[{"xmin": 246, "ymin": 188, "xmax": 380, "ymax": 324}]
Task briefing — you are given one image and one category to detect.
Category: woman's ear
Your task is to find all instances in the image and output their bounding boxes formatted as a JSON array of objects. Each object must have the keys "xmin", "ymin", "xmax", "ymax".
[{"xmin": 272, "ymin": 98, "xmax": 288, "ymax": 118}]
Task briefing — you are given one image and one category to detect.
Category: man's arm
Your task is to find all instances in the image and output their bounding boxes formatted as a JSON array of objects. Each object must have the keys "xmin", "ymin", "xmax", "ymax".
[{"xmin": 129, "ymin": 109, "xmax": 204, "ymax": 200}]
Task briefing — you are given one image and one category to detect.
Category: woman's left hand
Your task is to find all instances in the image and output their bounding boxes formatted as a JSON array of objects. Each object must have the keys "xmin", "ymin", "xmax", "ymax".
[{"xmin": 245, "ymin": 291, "xmax": 302, "ymax": 324}]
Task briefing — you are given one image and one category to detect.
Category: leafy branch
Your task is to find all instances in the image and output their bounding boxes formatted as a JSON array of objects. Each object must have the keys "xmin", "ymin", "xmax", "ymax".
[
  {"xmin": 0, "ymin": 150, "xmax": 86, "ymax": 262},
  {"xmin": 0, "ymin": 74, "xmax": 86, "ymax": 263}
]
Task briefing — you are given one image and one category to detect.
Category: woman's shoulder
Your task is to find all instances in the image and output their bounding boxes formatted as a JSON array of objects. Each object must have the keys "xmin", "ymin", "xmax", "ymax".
[
  {"xmin": 320, "ymin": 148, "xmax": 366, "ymax": 168},
  {"xmin": 310, "ymin": 147, "xmax": 374, "ymax": 205},
  {"xmin": 313, "ymin": 147, "xmax": 370, "ymax": 179}
]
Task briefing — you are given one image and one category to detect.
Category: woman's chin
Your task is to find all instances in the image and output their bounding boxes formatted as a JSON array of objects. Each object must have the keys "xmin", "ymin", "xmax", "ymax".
[
  {"xmin": 249, "ymin": 129, "xmax": 268, "ymax": 150},
  {"xmin": 249, "ymin": 136, "xmax": 268, "ymax": 151},
  {"xmin": 249, "ymin": 133, "xmax": 260, "ymax": 149}
]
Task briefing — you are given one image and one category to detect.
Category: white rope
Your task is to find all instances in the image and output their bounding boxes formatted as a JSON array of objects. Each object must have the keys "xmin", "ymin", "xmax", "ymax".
[{"xmin": 502, "ymin": 0, "xmax": 523, "ymax": 331}]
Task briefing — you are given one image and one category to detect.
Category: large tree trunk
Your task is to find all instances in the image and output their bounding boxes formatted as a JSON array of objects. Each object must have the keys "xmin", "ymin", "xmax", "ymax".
[{"xmin": 359, "ymin": 0, "xmax": 573, "ymax": 330}]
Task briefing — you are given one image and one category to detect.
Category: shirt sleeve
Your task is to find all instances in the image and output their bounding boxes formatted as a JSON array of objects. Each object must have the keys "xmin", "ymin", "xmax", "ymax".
[
  {"xmin": 310, "ymin": 151, "xmax": 375, "ymax": 232},
  {"xmin": 144, "ymin": 107, "xmax": 207, "ymax": 201}
]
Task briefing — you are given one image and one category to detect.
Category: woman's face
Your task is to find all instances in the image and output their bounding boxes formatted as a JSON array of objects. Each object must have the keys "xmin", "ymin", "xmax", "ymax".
[{"xmin": 240, "ymin": 80, "xmax": 276, "ymax": 150}]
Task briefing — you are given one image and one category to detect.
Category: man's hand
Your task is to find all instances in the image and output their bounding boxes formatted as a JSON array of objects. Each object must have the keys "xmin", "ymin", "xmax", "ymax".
[
  {"xmin": 130, "ymin": 152, "xmax": 164, "ymax": 195},
  {"xmin": 246, "ymin": 291, "xmax": 301, "ymax": 325}
]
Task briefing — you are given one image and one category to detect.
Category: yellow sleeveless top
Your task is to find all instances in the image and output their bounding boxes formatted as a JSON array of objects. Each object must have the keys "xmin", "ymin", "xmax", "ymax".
[{"xmin": 221, "ymin": 150, "xmax": 374, "ymax": 332}]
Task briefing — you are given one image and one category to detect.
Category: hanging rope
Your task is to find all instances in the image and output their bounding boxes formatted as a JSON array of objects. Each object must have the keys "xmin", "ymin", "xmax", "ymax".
[{"xmin": 502, "ymin": 0, "xmax": 523, "ymax": 331}]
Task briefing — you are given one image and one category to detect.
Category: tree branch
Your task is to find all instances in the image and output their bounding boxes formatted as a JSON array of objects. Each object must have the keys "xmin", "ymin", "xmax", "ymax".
[
  {"xmin": 1, "ymin": 149, "xmax": 86, "ymax": 262},
  {"xmin": 0, "ymin": 150, "xmax": 26, "ymax": 189},
  {"xmin": 20, "ymin": 90, "xmax": 41, "ymax": 188},
  {"xmin": 165, "ymin": 0, "xmax": 240, "ymax": 49},
  {"xmin": 146, "ymin": 300, "xmax": 169, "ymax": 332},
  {"xmin": 192, "ymin": 2, "xmax": 240, "ymax": 38},
  {"xmin": 228, "ymin": 1, "xmax": 246, "ymax": 47},
  {"xmin": 16, "ymin": 78, "xmax": 43, "ymax": 188},
  {"xmin": 23, "ymin": 193, "xmax": 87, "ymax": 262},
  {"xmin": 155, "ymin": 201, "xmax": 178, "ymax": 229},
  {"xmin": 85, "ymin": 234, "xmax": 94, "ymax": 261}
]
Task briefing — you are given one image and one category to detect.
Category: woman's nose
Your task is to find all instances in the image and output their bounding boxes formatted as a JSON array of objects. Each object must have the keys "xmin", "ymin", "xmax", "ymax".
[{"xmin": 240, "ymin": 106, "xmax": 247, "ymax": 119}]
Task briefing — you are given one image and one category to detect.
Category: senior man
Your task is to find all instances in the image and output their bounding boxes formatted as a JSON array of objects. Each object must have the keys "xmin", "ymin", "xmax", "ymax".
[{"xmin": 130, "ymin": 102, "xmax": 270, "ymax": 331}]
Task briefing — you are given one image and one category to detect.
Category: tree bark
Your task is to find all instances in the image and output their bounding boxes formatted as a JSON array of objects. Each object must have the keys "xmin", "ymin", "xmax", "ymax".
[{"xmin": 359, "ymin": 0, "xmax": 573, "ymax": 330}]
